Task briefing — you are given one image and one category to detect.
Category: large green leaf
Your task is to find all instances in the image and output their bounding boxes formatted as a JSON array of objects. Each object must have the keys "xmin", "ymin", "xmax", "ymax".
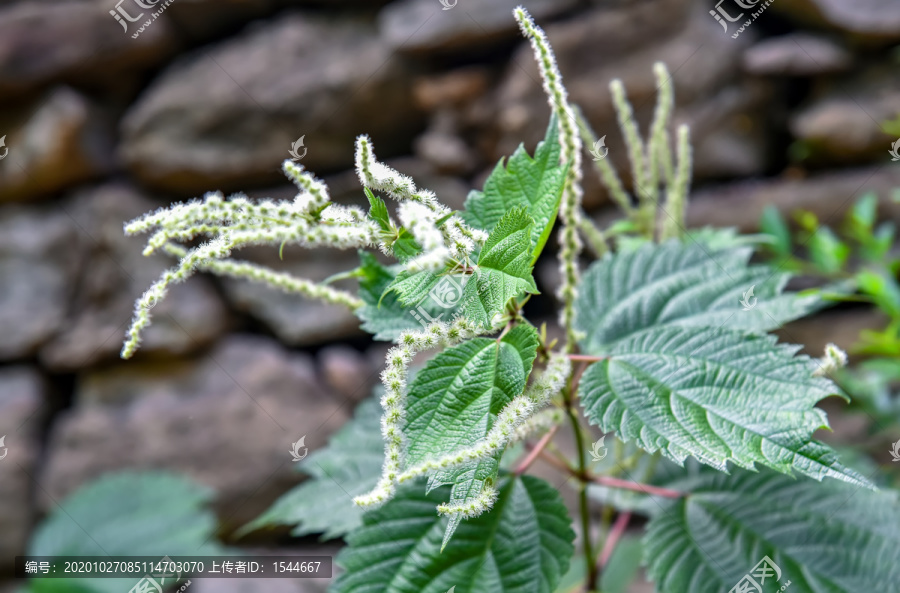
[
  {"xmin": 462, "ymin": 207, "xmax": 539, "ymax": 328},
  {"xmin": 404, "ymin": 324, "xmax": 539, "ymax": 545},
  {"xmin": 578, "ymin": 326, "xmax": 869, "ymax": 487},
  {"xmin": 356, "ymin": 252, "xmax": 461, "ymax": 341},
  {"xmin": 332, "ymin": 475, "xmax": 575, "ymax": 593},
  {"xmin": 27, "ymin": 471, "xmax": 220, "ymax": 593},
  {"xmin": 644, "ymin": 468, "xmax": 900, "ymax": 593},
  {"xmin": 574, "ymin": 241, "xmax": 820, "ymax": 353},
  {"xmin": 464, "ymin": 115, "xmax": 566, "ymax": 261},
  {"xmin": 241, "ymin": 397, "xmax": 384, "ymax": 540}
]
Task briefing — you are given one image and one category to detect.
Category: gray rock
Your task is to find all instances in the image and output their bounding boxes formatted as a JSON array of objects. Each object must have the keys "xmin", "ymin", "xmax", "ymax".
[
  {"xmin": 777, "ymin": 309, "xmax": 888, "ymax": 357},
  {"xmin": 219, "ymin": 244, "xmax": 362, "ymax": 347},
  {"xmin": 485, "ymin": 0, "xmax": 764, "ymax": 208},
  {"xmin": 773, "ymin": 0, "xmax": 900, "ymax": 43},
  {"xmin": 743, "ymin": 33, "xmax": 852, "ymax": 76},
  {"xmin": 0, "ymin": 205, "xmax": 80, "ymax": 360},
  {"xmin": 686, "ymin": 165, "xmax": 900, "ymax": 232},
  {"xmin": 39, "ymin": 183, "xmax": 230, "ymax": 371},
  {"xmin": 789, "ymin": 64, "xmax": 900, "ymax": 164},
  {"xmin": 412, "ymin": 67, "xmax": 490, "ymax": 112},
  {"xmin": 120, "ymin": 12, "xmax": 422, "ymax": 194},
  {"xmin": 0, "ymin": 0, "xmax": 177, "ymax": 97},
  {"xmin": 414, "ymin": 112, "xmax": 478, "ymax": 175},
  {"xmin": 162, "ymin": 0, "xmax": 280, "ymax": 41},
  {"xmin": 378, "ymin": 0, "xmax": 577, "ymax": 54},
  {"xmin": 0, "ymin": 87, "xmax": 112, "ymax": 203},
  {"xmin": 0, "ymin": 367, "xmax": 44, "ymax": 572},
  {"xmin": 41, "ymin": 335, "xmax": 353, "ymax": 528},
  {"xmin": 318, "ymin": 345, "xmax": 376, "ymax": 403}
]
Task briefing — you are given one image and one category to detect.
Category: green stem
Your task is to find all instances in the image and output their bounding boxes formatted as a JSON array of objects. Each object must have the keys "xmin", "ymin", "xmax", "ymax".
[{"xmin": 564, "ymin": 392, "xmax": 596, "ymax": 590}]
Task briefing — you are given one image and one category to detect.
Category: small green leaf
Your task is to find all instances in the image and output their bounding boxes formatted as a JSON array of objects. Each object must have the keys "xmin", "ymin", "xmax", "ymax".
[
  {"xmin": 808, "ymin": 226, "xmax": 849, "ymax": 274},
  {"xmin": 760, "ymin": 205, "xmax": 792, "ymax": 256},
  {"xmin": 355, "ymin": 252, "xmax": 459, "ymax": 340},
  {"xmin": 333, "ymin": 475, "xmax": 575, "ymax": 593},
  {"xmin": 463, "ymin": 207, "xmax": 539, "ymax": 328},
  {"xmin": 578, "ymin": 326, "xmax": 871, "ymax": 487},
  {"xmin": 644, "ymin": 468, "xmax": 900, "ymax": 593},
  {"xmin": 847, "ymin": 191, "xmax": 878, "ymax": 232},
  {"xmin": 241, "ymin": 397, "xmax": 384, "ymax": 540},
  {"xmin": 858, "ymin": 270, "xmax": 900, "ymax": 317},
  {"xmin": 366, "ymin": 188, "xmax": 422, "ymax": 262},
  {"xmin": 388, "ymin": 268, "xmax": 445, "ymax": 307},
  {"xmin": 366, "ymin": 188, "xmax": 391, "ymax": 231},
  {"xmin": 464, "ymin": 115, "xmax": 566, "ymax": 261}
]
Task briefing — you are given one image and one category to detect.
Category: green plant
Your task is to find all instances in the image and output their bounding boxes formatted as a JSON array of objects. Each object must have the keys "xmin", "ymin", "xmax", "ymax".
[
  {"xmin": 122, "ymin": 9, "xmax": 900, "ymax": 592},
  {"xmin": 760, "ymin": 194, "xmax": 900, "ymax": 450},
  {"xmin": 23, "ymin": 472, "xmax": 220, "ymax": 593}
]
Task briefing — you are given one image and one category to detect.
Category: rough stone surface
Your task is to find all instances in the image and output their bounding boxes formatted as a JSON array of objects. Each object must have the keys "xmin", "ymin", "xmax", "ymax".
[
  {"xmin": 414, "ymin": 112, "xmax": 478, "ymax": 175},
  {"xmin": 162, "ymin": 0, "xmax": 281, "ymax": 41},
  {"xmin": 0, "ymin": 367, "xmax": 44, "ymax": 572},
  {"xmin": 486, "ymin": 0, "xmax": 765, "ymax": 206},
  {"xmin": 318, "ymin": 345, "xmax": 376, "ymax": 403},
  {"xmin": 412, "ymin": 67, "xmax": 490, "ymax": 112},
  {"xmin": 0, "ymin": 0, "xmax": 177, "ymax": 97},
  {"xmin": 687, "ymin": 166, "xmax": 900, "ymax": 232},
  {"xmin": 790, "ymin": 64, "xmax": 900, "ymax": 164},
  {"xmin": 743, "ymin": 33, "xmax": 852, "ymax": 76},
  {"xmin": 120, "ymin": 12, "xmax": 423, "ymax": 194},
  {"xmin": 221, "ymin": 246, "xmax": 363, "ymax": 348},
  {"xmin": 39, "ymin": 183, "xmax": 230, "ymax": 371},
  {"xmin": 0, "ymin": 87, "xmax": 112, "ymax": 203},
  {"xmin": 378, "ymin": 0, "xmax": 577, "ymax": 54},
  {"xmin": 774, "ymin": 0, "xmax": 900, "ymax": 43},
  {"xmin": 40, "ymin": 335, "xmax": 353, "ymax": 527},
  {"xmin": 0, "ymin": 205, "xmax": 80, "ymax": 361},
  {"xmin": 778, "ymin": 309, "xmax": 888, "ymax": 356}
]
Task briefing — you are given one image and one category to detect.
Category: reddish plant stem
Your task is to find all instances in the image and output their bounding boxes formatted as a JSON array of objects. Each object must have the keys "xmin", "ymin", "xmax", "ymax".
[
  {"xmin": 534, "ymin": 449, "xmax": 575, "ymax": 474},
  {"xmin": 515, "ymin": 426, "xmax": 559, "ymax": 475},
  {"xmin": 591, "ymin": 474, "xmax": 684, "ymax": 498},
  {"xmin": 570, "ymin": 360, "xmax": 588, "ymax": 395},
  {"xmin": 599, "ymin": 511, "xmax": 632, "ymax": 568}
]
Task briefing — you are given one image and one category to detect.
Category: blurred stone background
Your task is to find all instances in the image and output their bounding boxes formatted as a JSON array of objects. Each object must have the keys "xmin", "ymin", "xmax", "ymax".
[{"xmin": 0, "ymin": 0, "xmax": 898, "ymax": 590}]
